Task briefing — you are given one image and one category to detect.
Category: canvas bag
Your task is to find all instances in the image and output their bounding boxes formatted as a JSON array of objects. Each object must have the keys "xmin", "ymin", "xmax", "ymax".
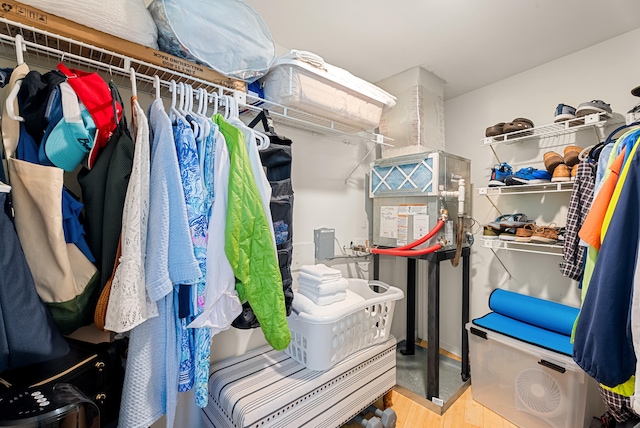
[{"xmin": 8, "ymin": 157, "xmax": 99, "ymax": 334}]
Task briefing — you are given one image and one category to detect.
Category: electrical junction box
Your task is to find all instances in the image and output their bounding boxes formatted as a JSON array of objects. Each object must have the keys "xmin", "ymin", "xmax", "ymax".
[
  {"xmin": 370, "ymin": 151, "xmax": 471, "ymax": 252},
  {"xmin": 314, "ymin": 228, "xmax": 335, "ymax": 260}
]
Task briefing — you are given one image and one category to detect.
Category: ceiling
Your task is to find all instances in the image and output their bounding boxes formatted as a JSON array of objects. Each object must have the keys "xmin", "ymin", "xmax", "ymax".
[{"xmin": 244, "ymin": 0, "xmax": 640, "ymax": 100}]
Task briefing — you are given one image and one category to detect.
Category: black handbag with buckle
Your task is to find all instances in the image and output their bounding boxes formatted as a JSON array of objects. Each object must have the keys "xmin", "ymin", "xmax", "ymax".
[{"xmin": 0, "ymin": 336, "xmax": 127, "ymax": 427}]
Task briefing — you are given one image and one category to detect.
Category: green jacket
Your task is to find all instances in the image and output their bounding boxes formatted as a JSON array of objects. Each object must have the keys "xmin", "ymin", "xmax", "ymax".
[{"xmin": 213, "ymin": 114, "xmax": 290, "ymax": 350}]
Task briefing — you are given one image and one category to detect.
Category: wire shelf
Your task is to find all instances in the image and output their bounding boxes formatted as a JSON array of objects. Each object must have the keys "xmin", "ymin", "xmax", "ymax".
[
  {"xmin": 477, "ymin": 181, "xmax": 574, "ymax": 196},
  {"xmin": 481, "ymin": 239, "xmax": 563, "ymax": 256},
  {"xmin": 0, "ymin": 17, "xmax": 391, "ymax": 146},
  {"xmin": 482, "ymin": 112, "xmax": 621, "ymax": 146}
]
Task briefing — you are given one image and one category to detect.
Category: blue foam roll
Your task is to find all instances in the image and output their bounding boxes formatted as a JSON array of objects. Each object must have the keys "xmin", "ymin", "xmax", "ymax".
[{"xmin": 488, "ymin": 289, "xmax": 579, "ymax": 337}]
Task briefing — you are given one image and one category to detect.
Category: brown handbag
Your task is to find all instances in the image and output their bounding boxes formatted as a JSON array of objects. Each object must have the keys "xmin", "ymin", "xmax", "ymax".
[{"xmin": 94, "ymin": 238, "xmax": 122, "ymax": 331}]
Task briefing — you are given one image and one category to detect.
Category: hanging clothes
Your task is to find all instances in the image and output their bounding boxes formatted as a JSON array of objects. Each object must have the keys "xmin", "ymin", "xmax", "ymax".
[
  {"xmin": 173, "ymin": 114, "xmax": 211, "ymax": 406},
  {"xmin": 0, "ymin": 190, "xmax": 69, "ymax": 372},
  {"xmin": 78, "ymin": 82, "xmax": 135, "ymax": 290},
  {"xmin": 573, "ymin": 134, "xmax": 640, "ymax": 387},
  {"xmin": 559, "ymin": 159, "xmax": 595, "ymax": 281},
  {"xmin": 105, "ymin": 97, "xmax": 155, "ymax": 333},
  {"xmin": 118, "ymin": 99, "xmax": 201, "ymax": 428},
  {"xmin": 213, "ymin": 114, "xmax": 290, "ymax": 351},
  {"xmin": 188, "ymin": 122, "xmax": 242, "ymax": 333}
]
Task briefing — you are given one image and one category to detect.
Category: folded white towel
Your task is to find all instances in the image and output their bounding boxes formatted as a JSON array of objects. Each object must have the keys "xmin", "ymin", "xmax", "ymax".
[
  {"xmin": 298, "ymin": 278, "xmax": 348, "ymax": 295},
  {"xmin": 300, "ymin": 264, "xmax": 342, "ymax": 279},
  {"xmin": 292, "ymin": 290, "xmax": 365, "ymax": 315},
  {"xmin": 296, "ymin": 290, "xmax": 347, "ymax": 306},
  {"xmin": 298, "ymin": 271, "xmax": 343, "ymax": 285}
]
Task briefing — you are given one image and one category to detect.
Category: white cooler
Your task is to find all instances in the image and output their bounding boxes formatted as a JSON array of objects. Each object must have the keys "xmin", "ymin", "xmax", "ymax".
[{"xmin": 467, "ymin": 323, "xmax": 605, "ymax": 428}]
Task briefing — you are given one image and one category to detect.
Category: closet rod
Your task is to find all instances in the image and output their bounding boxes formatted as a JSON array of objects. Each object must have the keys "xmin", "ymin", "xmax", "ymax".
[{"xmin": 0, "ymin": 17, "xmax": 392, "ymax": 145}]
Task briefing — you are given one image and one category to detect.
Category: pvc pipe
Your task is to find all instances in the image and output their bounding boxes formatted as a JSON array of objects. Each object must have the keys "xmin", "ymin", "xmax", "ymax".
[{"xmin": 457, "ymin": 178, "xmax": 466, "ymax": 216}]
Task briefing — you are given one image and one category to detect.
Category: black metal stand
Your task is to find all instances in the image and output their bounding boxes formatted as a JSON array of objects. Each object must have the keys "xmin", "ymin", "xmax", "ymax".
[{"xmin": 376, "ymin": 246, "xmax": 471, "ymax": 401}]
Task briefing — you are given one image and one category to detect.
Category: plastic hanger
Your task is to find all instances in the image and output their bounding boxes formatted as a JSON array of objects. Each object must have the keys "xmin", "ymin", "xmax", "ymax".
[
  {"xmin": 169, "ymin": 80, "xmax": 184, "ymax": 122},
  {"xmin": 5, "ymin": 34, "xmax": 28, "ymax": 122},
  {"xmin": 153, "ymin": 75, "xmax": 161, "ymax": 100},
  {"xmin": 129, "ymin": 67, "xmax": 137, "ymax": 99},
  {"xmin": 209, "ymin": 91, "xmax": 219, "ymax": 117}
]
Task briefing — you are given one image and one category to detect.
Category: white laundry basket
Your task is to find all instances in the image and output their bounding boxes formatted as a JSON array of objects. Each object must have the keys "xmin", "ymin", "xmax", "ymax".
[{"xmin": 286, "ymin": 279, "xmax": 403, "ymax": 371}]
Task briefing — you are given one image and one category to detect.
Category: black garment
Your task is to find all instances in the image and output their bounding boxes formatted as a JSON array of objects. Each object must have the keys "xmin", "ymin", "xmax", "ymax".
[
  {"xmin": 16, "ymin": 69, "xmax": 66, "ymax": 142},
  {"xmin": 77, "ymin": 83, "xmax": 134, "ymax": 290},
  {"xmin": 0, "ymin": 192, "xmax": 69, "ymax": 372},
  {"xmin": 233, "ymin": 131, "xmax": 294, "ymax": 329}
]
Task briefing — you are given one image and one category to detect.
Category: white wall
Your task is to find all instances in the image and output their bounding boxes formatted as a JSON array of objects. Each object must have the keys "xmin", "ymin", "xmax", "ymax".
[{"xmin": 440, "ymin": 27, "xmax": 640, "ymax": 356}]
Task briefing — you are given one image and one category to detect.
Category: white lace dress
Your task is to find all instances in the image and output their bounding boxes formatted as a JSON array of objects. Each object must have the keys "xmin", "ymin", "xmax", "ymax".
[{"xmin": 105, "ymin": 98, "xmax": 157, "ymax": 333}]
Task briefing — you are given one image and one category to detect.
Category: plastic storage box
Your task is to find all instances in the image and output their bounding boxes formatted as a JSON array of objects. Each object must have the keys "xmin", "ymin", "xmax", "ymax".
[
  {"xmin": 261, "ymin": 54, "xmax": 396, "ymax": 131},
  {"xmin": 286, "ymin": 279, "xmax": 403, "ymax": 371},
  {"xmin": 467, "ymin": 323, "xmax": 604, "ymax": 428}
]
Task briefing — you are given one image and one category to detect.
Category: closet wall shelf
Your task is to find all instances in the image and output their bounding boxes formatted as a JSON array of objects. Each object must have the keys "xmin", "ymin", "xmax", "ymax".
[
  {"xmin": 0, "ymin": 17, "xmax": 392, "ymax": 147},
  {"xmin": 477, "ymin": 181, "xmax": 574, "ymax": 196},
  {"xmin": 482, "ymin": 239, "xmax": 564, "ymax": 256},
  {"xmin": 482, "ymin": 112, "xmax": 621, "ymax": 146}
]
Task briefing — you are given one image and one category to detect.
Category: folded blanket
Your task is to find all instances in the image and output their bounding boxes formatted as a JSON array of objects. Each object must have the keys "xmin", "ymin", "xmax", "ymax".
[
  {"xmin": 300, "ymin": 264, "xmax": 342, "ymax": 279},
  {"xmin": 293, "ymin": 290, "xmax": 362, "ymax": 313},
  {"xmin": 298, "ymin": 278, "xmax": 348, "ymax": 295}
]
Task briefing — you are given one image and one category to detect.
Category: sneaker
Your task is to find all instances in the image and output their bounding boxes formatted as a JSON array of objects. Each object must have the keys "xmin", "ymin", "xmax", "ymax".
[
  {"xmin": 543, "ymin": 151, "xmax": 564, "ymax": 173},
  {"xmin": 489, "ymin": 162, "xmax": 513, "ymax": 187},
  {"xmin": 576, "ymin": 100, "xmax": 612, "ymax": 118},
  {"xmin": 515, "ymin": 223, "xmax": 536, "ymax": 242},
  {"xmin": 483, "ymin": 225, "xmax": 500, "ymax": 239},
  {"xmin": 530, "ymin": 224, "xmax": 559, "ymax": 244},
  {"xmin": 554, "ymin": 104, "xmax": 576, "ymax": 122},
  {"xmin": 551, "ymin": 164, "xmax": 571, "ymax": 182},
  {"xmin": 506, "ymin": 167, "xmax": 552, "ymax": 185},
  {"xmin": 563, "ymin": 145, "xmax": 582, "ymax": 167}
]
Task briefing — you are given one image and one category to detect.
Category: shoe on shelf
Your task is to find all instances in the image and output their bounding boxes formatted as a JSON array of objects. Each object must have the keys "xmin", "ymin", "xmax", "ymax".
[
  {"xmin": 515, "ymin": 223, "xmax": 536, "ymax": 242},
  {"xmin": 530, "ymin": 224, "xmax": 560, "ymax": 244},
  {"xmin": 543, "ymin": 151, "xmax": 564, "ymax": 173},
  {"xmin": 503, "ymin": 118, "xmax": 535, "ymax": 137},
  {"xmin": 576, "ymin": 100, "xmax": 612, "ymax": 118},
  {"xmin": 506, "ymin": 167, "xmax": 552, "ymax": 185},
  {"xmin": 487, "ymin": 213, "xmax": 529, "ymax": 231},
  {"xmin": 563, "ymin": 145, "xmax": 582, "ymax": 167},
  {"xmin": 554, "ymin": 104, "xmax": 576, "ymax": 122},
  {"xmin": 499, "ymin": 228, "xmax": 517, "ymax": 241},
  {"xmin": 486, "ymin": 122, "xmax": 505, "ymax": 137},
  {"xmin": 570, "ymin": 164, "xmax": 578, "ymax": 181},
  {"xmin": 551, "ymin": 164, "xmax": 571, "ymax": 182},
  {"xmin": 483, "ymin": 225, "xmax": 500, "ymax": 239},
  {"xmin": 489, "ymin": 162, "xmax": 513, "ymax": 187}
]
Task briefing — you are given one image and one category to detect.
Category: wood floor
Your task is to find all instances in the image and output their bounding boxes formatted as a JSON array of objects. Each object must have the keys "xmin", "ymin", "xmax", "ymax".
[{"xmin": 343, "ymin": 387, "xmax": 517, "ymax": 428}]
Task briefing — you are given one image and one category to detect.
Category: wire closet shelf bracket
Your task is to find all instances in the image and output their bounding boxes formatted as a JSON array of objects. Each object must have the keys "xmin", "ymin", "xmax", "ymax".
[{"xmin": 0, "ymin": 16, "xmax": 392, "ymax": 147}]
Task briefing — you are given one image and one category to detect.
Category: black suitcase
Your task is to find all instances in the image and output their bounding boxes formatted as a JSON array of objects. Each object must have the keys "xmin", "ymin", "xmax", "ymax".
[{"xmin": 0, "ymin": 337, "xmax": 127, "ymax": 427}]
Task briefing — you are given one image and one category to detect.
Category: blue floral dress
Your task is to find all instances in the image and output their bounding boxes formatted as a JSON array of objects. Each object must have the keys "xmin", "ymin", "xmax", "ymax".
[{"xmin": 173, "ymin": 116, "xmax": 215, "ymax": 406}]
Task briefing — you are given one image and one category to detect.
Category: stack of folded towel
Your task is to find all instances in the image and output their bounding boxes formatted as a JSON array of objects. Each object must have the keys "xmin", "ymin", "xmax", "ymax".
[{"xmin": 298, "ymin": 264, "xmax": 349, "ymax": 306}]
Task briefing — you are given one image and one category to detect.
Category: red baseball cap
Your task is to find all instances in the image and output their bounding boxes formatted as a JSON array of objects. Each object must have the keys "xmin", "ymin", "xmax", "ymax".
[{"xmin": 57, "ymin": 63, "xmax": 122, "ymax": 169}]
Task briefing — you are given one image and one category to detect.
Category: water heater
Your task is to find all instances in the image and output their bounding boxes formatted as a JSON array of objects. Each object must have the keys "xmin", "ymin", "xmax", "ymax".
[{"xmin": 370, "ymin": 151, "xmax": 471, "ymax": 251}]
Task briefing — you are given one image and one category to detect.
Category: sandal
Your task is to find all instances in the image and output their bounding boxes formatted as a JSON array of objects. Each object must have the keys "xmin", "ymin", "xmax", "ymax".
[
  {"xmin": 486, "ymin": 122, "xmax": 505, "ymax": 137},
  {"xmin": 487, "ymin": 213, "xmax": 529, "ymax": 231}
]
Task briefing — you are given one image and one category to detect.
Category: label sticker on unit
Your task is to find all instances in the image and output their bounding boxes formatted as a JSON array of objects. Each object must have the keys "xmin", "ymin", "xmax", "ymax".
[
  {"xmin": 398, "ymin": 204, "xmax": 427, "ymax": 215},
  {"xmin": 397, "ymin": 215, "xmax": 408, "ymax": 246},
  {"xmin": 445, "ymin": 221, "xmax": 454, "ymax": 245},
  {"xmin": 413, "ymin": 214, "xmax": 430, "ymax": 240},
  {"xmin": 380, "ymin": 206, "xmax": 398, "ymax": 239}
]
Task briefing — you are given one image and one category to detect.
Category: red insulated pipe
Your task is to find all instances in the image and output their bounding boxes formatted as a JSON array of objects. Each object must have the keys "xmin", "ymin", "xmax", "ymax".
[
  {"xmin": 390, "ymin": 219, "xmax": 445, "ymax": 251},
  {"xmin": 371, "ymin": 242, "xmax": 444, "ymax": 256}
]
